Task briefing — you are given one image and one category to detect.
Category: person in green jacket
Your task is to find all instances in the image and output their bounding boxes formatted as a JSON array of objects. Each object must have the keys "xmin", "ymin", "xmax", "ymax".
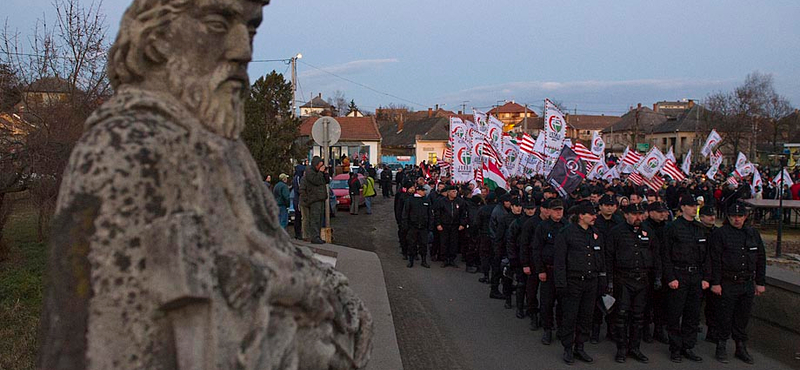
[
  {"xmin": 363, "ymin": 174, "xmax": 376, "ymax": 214},
  {"xmin": 274, "ymin": 173, "xmax": 291, "ymax": 228}
]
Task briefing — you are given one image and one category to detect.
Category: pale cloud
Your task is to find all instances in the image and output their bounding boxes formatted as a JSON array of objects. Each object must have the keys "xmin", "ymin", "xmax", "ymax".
[{"xmin": 300, "ymin": 58, "xmax": 399, "ymax": 80}]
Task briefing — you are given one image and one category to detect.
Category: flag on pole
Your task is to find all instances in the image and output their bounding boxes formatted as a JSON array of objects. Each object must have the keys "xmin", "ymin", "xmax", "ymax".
[
  {"xmin": 482, "ymin": 157, "xmax": 507, "ymax": 190},
  {"xmin": 681, "ymin": 149, "xmax": 692, "ymax": 175},
  {"xmin": 475, "ymin": 167, "xmax": 484, "ymax": 184},
  {"xmin": 753, "ymin": 169, "xmax": 763, "ymax": 189},
  {"xmin": 532, "ymin": 133, "xmax": 546, "ymax": 160},
  {"xmin": 481, "ymin": 142, "xmax": 502, "ymax": 165},
  {"xmin": 451, "ymin": 136, "xmax": 473, "ymax": 184},
  {"xmin": 636, "ymin": 147, "xmax": 667, "ymax": 179},
  {"xmin": 590, "ymin": 131, "xmax": 605, "ymax": 156},
  {"xmin": 735, "ymin": 152, "xmax": 748, "ymax": 169},
  {"xmin": 621, "ymin": 147, "xmax": 643, "ymax": 166},
  {"xmin": 449, "ymin": 117, "xmax": 468, "ymax": 143},
  {"xmin": 443, "ymin": 147, "xmax": 453, "ymax": 163},
  {"xmin": 603, "ymin": 166, "xmax": 619, "ymax": 181},
  {"xmin": 520, "ymin": 133, "xmax": 536, "ymax": 155},
  {"xmin": 771, "ymin": 168, "xmax": 794, "ymax": 188},
  {"xmin": 666, "ymin": 146, "xmax": 676, "ymax": 163},
  {"xmin": 473, "ymin": 108, "xmax": 487, "ymax": 132},
  {"xmin": 487, "ymin": 114, "xmax": 504, "ymax": 152},
  {"xmin": 660, "ymin": 159, "xmax": 686, "ymax": 182},
  {"xmin": 587, "ymin": 160, "xmax": 608, "ymax": 180},
  {"xmin": 701, "ymin": 129, "xmax": 722, "ymax": 157},
  {"xmin": 546, "ymin": 145, "xmax": 586, "ymax": 198},
  {"xmin": 726, "ymin": 176, "xmax": 739, "ymax": 187},
  {"xmin": 573, "ymin": 142, "xmax": 602, "ymax": 162},
  {"xmin": 628, "ymin": 172, "xmax": 644, "ymax": 186}
]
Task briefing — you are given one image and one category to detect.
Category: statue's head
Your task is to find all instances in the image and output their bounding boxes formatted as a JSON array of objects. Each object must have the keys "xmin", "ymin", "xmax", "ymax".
[{"xmin": 108, "ymin": 0, "xmax": 269, "ymax": 139}]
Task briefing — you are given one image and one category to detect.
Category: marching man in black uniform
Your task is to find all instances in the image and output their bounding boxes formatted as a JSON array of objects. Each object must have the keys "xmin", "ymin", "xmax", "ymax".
[
  {"xmin": 520, "ymin": 199, "xmax": 551, "ymax": 331},
  {"xmin": 710, "ymin": 202, "xmax": 766, "ymax": 364},
  {"xmin": 554, "ymin": 202, "xmax": 607, "ymax": 364},
  {"xmin": 507, "ymin": 202, "xmax": 537, "ymax": 319},
  {"xmin": 662, "ymin": 196, "xmax": 710, "ymax": 363},
  {"xmin": 531, "ymin": 198, "xmax": 567, "ymax": 345},
  {"xmin": 402, "ymin": 185, "xmax": 433, "ymax": 268},
  {"xmin": 433, "ymin": 185, "xmax": 468, "ymax": 268},
  {"xmin": 592, "ymin": 194, "xmax": 624, "ymax": 343},
  {"xmin": 605, "ymin": 203, "xmax": 661, "ymax": 363}
]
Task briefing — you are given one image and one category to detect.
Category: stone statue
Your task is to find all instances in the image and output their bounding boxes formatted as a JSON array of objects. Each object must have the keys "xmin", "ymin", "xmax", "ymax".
[{"xmin": 37, "ymin": 0, "xmax": 373, "ymax": 369}]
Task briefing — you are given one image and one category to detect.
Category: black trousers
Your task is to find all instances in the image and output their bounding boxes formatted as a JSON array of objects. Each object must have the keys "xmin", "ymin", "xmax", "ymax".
[
  {"xmin": 614, "ymin": 276, "xmax": 649, "ymax": 350},
  {"xmin": 558, "ymin": 277, "xmax": 598, "ymax": 349},
  {"xmin": 540, "ymin": 266, "xmax": 561, "ymax": 329},
  {"xmin": 526, "ymin": 271, "xmax": 540, "ymax": 315},
  {"xmin": 644, "ymin": 273, "xmax": 665, "ymax": 328},
  {"xmin": 666, "ymin": 271, "xmax": 702, "ymax": 352},
  {"xmin": 382, "ymin": 180, "xmax": 392, "ymax": 197},
  {"xmin": 704, "ymin": 288, "xmax": 720, "ymax": 340},
  {"xmin": 406, "ymin": 227, "xmax": 428, "ymax": 258},
  {"xmin": 293, "ymin": 203, "xmax": 302, "ymax": 239},
  {"xmin": 398, "ymin": 225, "xmax": 408, "ymax": 256},
  {"xmin": 463, "ymin": 231, "xmax": 480, "ymax": 267},
  {"xmin": 478, "ymin": 235, "xmax": 493, "ymax": 277},
  {"xmin": 438, "ymin": 226, "xmax": 459, "ymax": 261},
  {"xmin": 717, "ymin": 279, "xmax": 755, "ymax": 342}
]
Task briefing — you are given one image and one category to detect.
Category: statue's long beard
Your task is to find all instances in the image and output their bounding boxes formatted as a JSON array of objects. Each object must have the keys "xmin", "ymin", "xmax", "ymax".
[{"xmin": 167, "ymin": 59, "xmax": 245, "ymax": 139}]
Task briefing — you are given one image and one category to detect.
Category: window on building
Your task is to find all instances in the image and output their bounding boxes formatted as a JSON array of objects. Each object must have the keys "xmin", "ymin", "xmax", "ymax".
[{"xmin": 428, "ymin": 152, "xmax": 438, "ymax": 163}]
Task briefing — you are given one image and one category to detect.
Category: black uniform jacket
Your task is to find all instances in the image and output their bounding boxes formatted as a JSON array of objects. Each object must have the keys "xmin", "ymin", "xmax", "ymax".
[
  {"xmin": 495, "ymin": 212, "xmax": 521, "ymax": 258},
  {"xmin": 530, "ymin": 218, "xmax": 567, "ymax": 273},
  {"xmin": 519, "ymin": 214, "xmax": 547, "ymax": 270},
  {"xmin": 554, "ymin": 223, "xmax": 606, "ymax": 289},
  {"xmin": 402, "ymin": 194, "xmax": 433, "ymax": 230},
  {"xmin": 709, "ymin": 223, "xmax": 767, "ymax": 286},
  {"xmin": 476, "ymin": 203, "xmax": 496, "ymax": 236},
  {"xmin": 661, "ymin": 216, "xmax": 711, "ymax": 283},
  {"xmin": 433, "ymin": 197, "xmax": 468, "ymax": 228},
  {"xmin": 507, "ymin": 214, "xmax": 533, "ymax": 265},
  {"xmin": 605, "ymin": 222, "xmax": 661, "ymax": 283}
]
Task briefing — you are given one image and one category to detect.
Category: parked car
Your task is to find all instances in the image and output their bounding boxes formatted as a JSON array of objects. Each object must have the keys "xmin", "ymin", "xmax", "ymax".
[{"xmin": 330, "ymin": 173, "xmax": 366, "ymax": 210}]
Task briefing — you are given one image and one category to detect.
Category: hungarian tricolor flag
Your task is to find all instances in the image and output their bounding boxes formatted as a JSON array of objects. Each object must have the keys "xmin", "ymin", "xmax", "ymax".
[
  {"xmin": 546, "ymin": 145, "xmax": 586, "ymax": 198},
  {"xmin": 482, "ymin": 157, "xmax": 507, "ymax": 190}
]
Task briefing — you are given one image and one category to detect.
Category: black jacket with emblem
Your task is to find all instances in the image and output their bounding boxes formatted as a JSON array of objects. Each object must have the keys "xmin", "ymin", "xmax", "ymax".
[
  {"xmin": 661, "ymin": 216, "xmax": 711, "ymax": 283},
  {"xmin": 530, "ymin": 218, "xmax": 567, "ymax": 272},
  {"xmin": 433, "ymin": 196, "xmax": 468, "ymax": 228},
  {"xmin": 554, "ymin": 223, "xmax": 606, "ymax": 289},
  {"xmin": 506, "ymin": 213, "xmax": 533, "ymax": 266},
  {"xmin": 709, "ymin": 223, "xmax": 766, "ymax": 286},
  {"xmin": 605, "ymin": 222, "xmax": 661, "ymax": 283},
  {"xmin": 402, "ymin": 195, "xmax": 433, "ymax": 230}
]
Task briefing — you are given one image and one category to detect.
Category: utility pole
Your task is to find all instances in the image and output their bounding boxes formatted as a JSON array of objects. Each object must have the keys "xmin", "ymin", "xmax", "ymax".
[
  {"xmin": 523, "ymin": 104, "xmax": 528, "ymax": 133},
  {"xmin": 290, "ymin": 53, "xmax": 302, "ymax": 117},
  {"xmin": 462, "ymin": 100, "xmax": 469, "ymax": 114}
]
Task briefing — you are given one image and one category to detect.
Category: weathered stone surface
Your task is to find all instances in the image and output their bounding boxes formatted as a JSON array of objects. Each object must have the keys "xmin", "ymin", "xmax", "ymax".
[{"xmin": 37, "ymin": 0, "xmax": 372, "ymax": 369}]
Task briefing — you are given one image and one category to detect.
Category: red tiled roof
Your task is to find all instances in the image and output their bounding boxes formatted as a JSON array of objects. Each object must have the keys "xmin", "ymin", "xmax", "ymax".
[
  {"xmin": 488, "ymin": 101, "xmax": 538, "ymax": 115},
  {"xmin": 300, "ymin": 116, "xmax": 381, "ymax": 141},
  {"xmin": 566, "ymin": 114, "xmax": 620, "ymax": 131}
]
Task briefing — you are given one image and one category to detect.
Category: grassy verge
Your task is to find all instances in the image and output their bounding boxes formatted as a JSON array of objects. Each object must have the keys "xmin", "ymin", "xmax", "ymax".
[{"xmin": 0, "ymin": 199, "xmax": 46, "ymax": 370}]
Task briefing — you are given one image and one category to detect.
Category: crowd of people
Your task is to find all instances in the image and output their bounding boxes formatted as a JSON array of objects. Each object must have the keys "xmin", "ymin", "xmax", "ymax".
[{"xmin": 392, "ymin": 161, "xmax": 769, "ymax": 365}]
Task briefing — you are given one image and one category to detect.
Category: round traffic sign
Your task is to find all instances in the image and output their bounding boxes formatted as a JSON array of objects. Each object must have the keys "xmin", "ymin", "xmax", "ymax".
[{"xmin": 311, "ymin": 117, "xmax": 341, "ymax": 146}]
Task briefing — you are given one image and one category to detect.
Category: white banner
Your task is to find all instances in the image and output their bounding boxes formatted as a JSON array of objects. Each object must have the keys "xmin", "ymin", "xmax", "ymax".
[
  {"xmin": 681, "ymin": 149, "xmax": 692, "ymax": 175},
  {"xmin": 452, "ymin": 135, "xmax": 473, "ymax": 184},
  {"xmin": 636, "ymin": 147, "xmax": 667, "ymax": 179},
  {"xmin": 666, "ymin": 146, "xmax": 676, "ymax": 163},
  {"xmin": 543, "ymin": 99, "xmax": 567, "ymax": 175},
  {"xmin": 473, "ymin": 108, "xmax": 487, "ymax": 133},
  {"xmin": 701, "ymin": 129, "xmax": 722, "ymax": 157},
  {"xmin": 487, "ymin": 114, "xmax": 504, "ymax": 154},
  {"xmin": 590, "ymin": 131, "xmax": 605, "ymax": 156},
  {"xmin": 587, "ymin": 160, "xmax": 608, "ymax": 180}
]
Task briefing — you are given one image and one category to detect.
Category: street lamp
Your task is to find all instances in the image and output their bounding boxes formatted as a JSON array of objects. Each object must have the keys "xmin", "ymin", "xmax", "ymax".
[{"xmin": 290, "ymin": 53, "xmax": 302, "ymax": 118}]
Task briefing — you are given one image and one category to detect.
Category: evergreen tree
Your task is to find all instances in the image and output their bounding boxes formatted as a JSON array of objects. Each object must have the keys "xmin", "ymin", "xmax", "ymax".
[
  {"xmin": 347, "ymin": 99, "xmax": 359, "ymax": 116},
  {"xmin": 242, "ymin": 71, "xmax": 305, "ymax": 180}
]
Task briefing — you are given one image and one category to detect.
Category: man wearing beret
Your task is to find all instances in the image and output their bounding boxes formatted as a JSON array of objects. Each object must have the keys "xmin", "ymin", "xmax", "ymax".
[
  {"xmin": 709, "ymin": 202, "xmax": 766, "ymax": 364},
  {"xmin": 606, "ymin": 203, "xmax": 660, "ymax": 363},
  {"xmin": 662, "ymin": 196, "xmax": 711, "ymax": 362},
  {"xmin": 554, "ymin": 202, "xmax": 607, "ymax": 364}
]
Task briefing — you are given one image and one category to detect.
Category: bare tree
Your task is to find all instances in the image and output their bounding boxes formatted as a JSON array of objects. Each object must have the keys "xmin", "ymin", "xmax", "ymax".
[
  {"xmin": 1, "ymin": 0, "xmax": 110, "ymax": 242},
  {"xmin": 327, "ymin": 90, "xmax": 347, "ymax": 117}
]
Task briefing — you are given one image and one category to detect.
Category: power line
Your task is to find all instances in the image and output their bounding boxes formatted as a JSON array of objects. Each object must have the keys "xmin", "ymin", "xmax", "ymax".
[{"xmin": 298, "ymin": 60, "xmax": 427, "ymax": 109}]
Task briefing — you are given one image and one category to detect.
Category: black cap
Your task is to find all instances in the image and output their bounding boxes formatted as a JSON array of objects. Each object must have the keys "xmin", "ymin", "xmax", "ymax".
[
  {"xmin": 544, "ymin": 186, "xmax": 558, "ymax": 194},
  {"xmin": 487, "ymin": 193, "xmax": 497, "ymax": 203},
  {"xmin": 679, "ymin": 196, "xmax": 698, "ymax": 206},
  {"xmin": 570, "ymin": 202, "xmax": 597, "ymax": 215},
  {"xmin": 727, "ymin": 202, "xmax": 748, "ymax": 216},
  {"xmin": 646, "ymin": 202, "xmax": 668, "ymax": 212},
  {"xmin": 523, "ymin": 202, "xmax": 536, "ymax": 210},
  {"xmin": 623, "ymin": 203, "xmax": 646, "ymax": 214},
  {"xmin": 510, "ymin": 199, "xmax": 522, "ymax": 207},
  {"xmin": 546, "ymin": 198, "xmax": 565, "ymax": 209},
  {"xmin": 599, "ymin": 194, "xmax": 617, "ymax": 206},
  {"xmin": 699, "ymin": 205, "xmax": 716, "ymax": 216},
  {"xmin": 445, "ymin": 185, "xmax": 458, "ymax": 192},
  {"xmin": 590, "ymin": 187, "xmax": 604, "ymax": 195},
  {"xmin": 500, "ymin": 194, "xmax": 512, "ymax": 203}
]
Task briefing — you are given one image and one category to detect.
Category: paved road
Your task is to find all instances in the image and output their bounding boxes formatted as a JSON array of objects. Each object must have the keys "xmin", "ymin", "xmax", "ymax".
[{"xmin": 329, "ymin": 196, "xmax": 797, "ymax": 370}]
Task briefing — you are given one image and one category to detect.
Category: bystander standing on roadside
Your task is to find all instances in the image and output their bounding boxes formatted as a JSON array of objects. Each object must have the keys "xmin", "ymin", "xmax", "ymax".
[{"xmin": 273, "ymin": 173, "xmax": 290, "ymax": 229}]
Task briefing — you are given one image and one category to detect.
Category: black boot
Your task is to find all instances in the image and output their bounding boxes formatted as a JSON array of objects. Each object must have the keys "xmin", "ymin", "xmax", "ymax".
[
  {"xmin": 478, "ymin": 275, "xmax": 489, "ymax": 284},
  {"xmin": 450, "ymin": 258, "xmax": 459, "ymax": 268},
  {"xmin": 628, "ymin": 348, "xmax": 649, "ymax": 363},
  {"xmin": 407, "ymin": 255, "xmax": 414, "ymax": 268},
  {"xmin": 705, "ymin": 327, "xmax": 718, "ymax": 343},
  {"xmin": 529, "ymin": 313, "xmax": 540, "ymax": 331},
  {"xmin": 615, "ymin": 346, "xmax": 627, "ymax": 363},
  {"xmin": 681, "ymin": 348, "xmax": 702, "ymax": 362},
  {"xmin": 504, "ymin": 295, "xmax": 513, "ymax": 309},
  {"xmin": 605, "ymin": 322, "xmax": 614, "ymax": 341},
  {"xmin": 735, "ymin": 341, "xmax": 754, "ymax": 364},
  {"xmin": 541, "ymin": 329, "xmax": 552, "ymax": 345},
  {"xmin": 515, "ymin": 290, "xmax": 526, "ymax": 318},
  {"xmin": 653, "ymin": 325, "xmax": 668, "ymax": 344},
  {"xmin": 642, "ymin": 324, "xmax": 653, "ymax": 343},
  {"xmin": 590, "ymin": 323, "xmax": 601, "ymax": 344},
  {"xmin": 516, "ymin": 307, "xmax": 525, "ymax": 319},
  {"xmin": 420, "ymin": 255, "xmax": 430, "ymax": 268},
  {"xmin": 489, "ymin": 287, "xmax": 504, "ymax": 299},
  {"xmin": 573, "ymin": 344, "xmax": 594, "ymax": 363},
  {"xmin": 562, "ymin": 347, "xmax": 574, "ymax": 364},
  {"xmin": 716, "ymin": 340, "xmax": 729, "ymax": 363}
]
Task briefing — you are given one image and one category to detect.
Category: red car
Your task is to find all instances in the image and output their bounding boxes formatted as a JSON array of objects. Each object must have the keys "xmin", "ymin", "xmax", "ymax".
[{"xmin": 331, "ymin": 173, "xmax": 366, "ymax": 210}]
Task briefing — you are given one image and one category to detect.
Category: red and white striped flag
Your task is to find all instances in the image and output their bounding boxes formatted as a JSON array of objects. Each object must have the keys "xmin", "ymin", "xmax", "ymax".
[
  {"xmin": 628, "ymin": 172, "xmax": 644, "ymax": 185},
  {"xmin": 573, "ymin": 142, "xmax": 601, "ymax": 162},
  {"xmin": 443, "ymin": 147, "xmax": 453, "ymax": 163},
  {"xmin": 660, "ymin": 159, "xmax": 686, "ymax": 182},
  {"xmin": 482, "ymin": 142, "xmax": 502, "ymax": 165},
  {"xmin": 475, "ymin": 167, "xmax": 484, "ymax": 184},
  {"xmin": 644, "ymin": 175, "xmax": 665, "ymax": 192},
  {"xmin": 520, "ymin": 133, "xmax": 535, "ymax": 155},
  {"xmin": 726, "ymin": 176, "xmax": 739, "ymax": 187},
  {"xmin": 622, "ymin": 149, "xmax": 643, "ymax": 166}
]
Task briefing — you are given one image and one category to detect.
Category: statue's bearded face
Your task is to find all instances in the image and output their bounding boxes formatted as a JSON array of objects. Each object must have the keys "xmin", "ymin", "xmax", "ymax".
[{"xmin": 163, "ymin": 0, "xmax": 263, "ymax": 139}]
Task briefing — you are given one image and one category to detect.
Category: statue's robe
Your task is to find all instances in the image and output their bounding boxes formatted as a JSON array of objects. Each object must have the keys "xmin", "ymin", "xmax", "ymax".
[{"xmin": 38, "ymin": 86, "xmax": 372, "ymax": 370}]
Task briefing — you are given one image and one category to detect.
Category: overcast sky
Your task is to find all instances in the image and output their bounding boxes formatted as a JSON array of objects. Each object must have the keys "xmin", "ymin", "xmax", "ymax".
[{"xmin": 4, "ymin": 0, "xmax": 799, "ymax": 115}]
